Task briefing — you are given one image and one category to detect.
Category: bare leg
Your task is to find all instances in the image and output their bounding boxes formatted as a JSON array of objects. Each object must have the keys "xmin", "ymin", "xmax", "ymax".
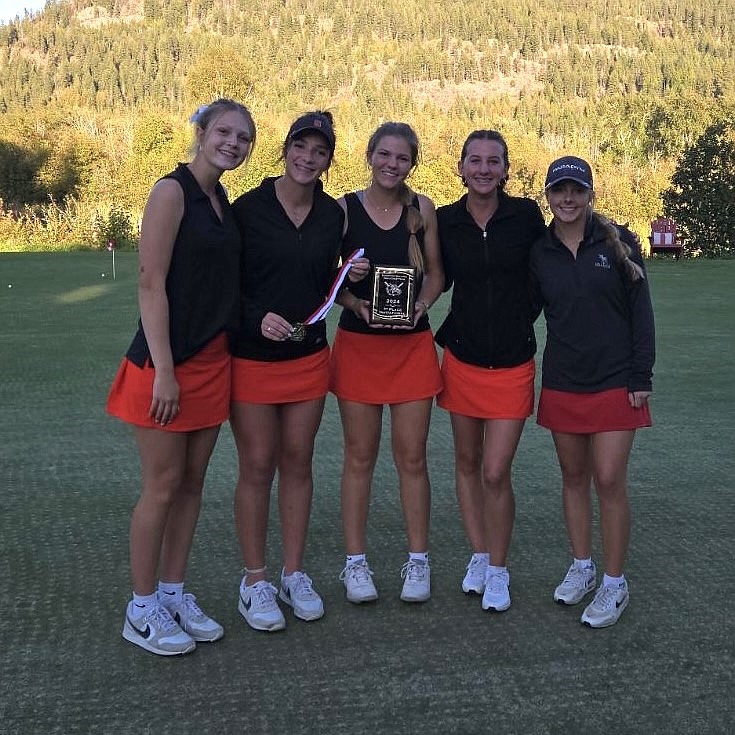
[
  {"xmin": 482, "ymin": 419, "xmax": 525, "ymax": 567},
  {"xmin": 552, "ymin": 431, "xmax": 593, "ymax": 559},
  {"xmin": 277, "ymin": 398, "xmax": 326, "ymax": 574},
  {"xmin": 590, "ymin": 430, "xmax": 635, "ymax": 576},
  {"xmin": 231, "ymin": 402, "xmax": 279, "ymax": 585},
  {"xmin": 130, "ymin": 428, "xmax": 187, "ymax": 595},
  {"xmin": 390, "ymin": 399, "xmax": 433, "ymax": 552},
  {"xmin": 450, "ymin": 413, "xmax": 485, "ymax": 552},
  {"xmin": 338, "ymin": 399, "xmax": 383, "ymax": 555},
  {"xmin": 159, "ymin": 425, "xmax": 221, "ymax": 583}
]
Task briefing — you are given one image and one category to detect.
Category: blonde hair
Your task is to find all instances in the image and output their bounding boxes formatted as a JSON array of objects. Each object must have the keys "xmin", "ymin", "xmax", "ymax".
[
  {"xmin": 367, "ymin": 122, "xmax": 424, "ymax": 274},
  {"xmin": 594, "ymin": 212, "xmax": 645, "ymax": 281}
]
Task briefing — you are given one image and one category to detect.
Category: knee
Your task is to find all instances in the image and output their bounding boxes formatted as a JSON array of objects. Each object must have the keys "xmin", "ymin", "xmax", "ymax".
[
  {"xmin": 482, "ymin": 465, "xmax": 511, "ymax": 493},
  {"xmin": 141, "ymin": 465, "xmax": 186, "ymax": 507},
  {"xmin": 595, "ymin": 473, "xmax": 628, "ymax": 502},
  {"xmin": 455, "ymin": 449, "xmax": 482, "ymax": 476},
  {"xmin": 394, "ymin": 450, "xmax": 427, "ymax": 478}
]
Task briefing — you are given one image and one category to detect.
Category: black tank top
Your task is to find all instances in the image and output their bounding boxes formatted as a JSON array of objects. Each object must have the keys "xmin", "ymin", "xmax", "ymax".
[
  {"xmin": 338, "ymin": 191, "xmax": 429, "ymax": 335},
  {"xmin": 125, "ymin": 164, "xmax": 240, "ymax": 366}
]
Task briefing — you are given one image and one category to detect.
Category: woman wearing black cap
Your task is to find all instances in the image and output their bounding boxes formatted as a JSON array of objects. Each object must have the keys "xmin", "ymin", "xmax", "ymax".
[
  {"xmin": 229, "ymin": 111, "xmax": 369, "ymax": 632},
  {"xmin": 530, "ymin": 155, "xmax": 655, "ymax": 628}
]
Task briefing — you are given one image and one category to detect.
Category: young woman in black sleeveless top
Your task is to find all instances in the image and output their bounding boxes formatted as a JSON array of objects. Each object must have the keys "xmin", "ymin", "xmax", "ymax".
[
  {"xmin": 331, "ymin": 122, "xmax": 444, "ymax": 605},
  {"xmin": 107, "ymin": 99, "xmax": 255, "ymax": 656}
]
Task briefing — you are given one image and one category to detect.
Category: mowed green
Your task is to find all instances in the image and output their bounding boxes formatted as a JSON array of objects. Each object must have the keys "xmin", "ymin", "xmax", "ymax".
[{"xmin": 1, "ymin": 253, "xmax": 732, "ymax": 734}]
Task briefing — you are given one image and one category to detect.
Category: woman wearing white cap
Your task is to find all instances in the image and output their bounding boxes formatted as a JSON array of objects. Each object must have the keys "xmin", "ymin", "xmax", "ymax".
[{"xmin": 530, "ymin": 155, "xmax": 655, "ymax": 628}]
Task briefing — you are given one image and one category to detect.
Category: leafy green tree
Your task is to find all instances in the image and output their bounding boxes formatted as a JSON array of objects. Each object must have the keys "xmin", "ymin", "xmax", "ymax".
[{"xmin": 662, "ymin": 119, "xmax": 735, "ymax": 257}]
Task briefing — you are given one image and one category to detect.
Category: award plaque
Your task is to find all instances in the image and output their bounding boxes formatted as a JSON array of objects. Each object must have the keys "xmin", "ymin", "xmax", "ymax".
[{"xmin": 369, "ymin": 265, "xmax": 417, "ymax": 326}]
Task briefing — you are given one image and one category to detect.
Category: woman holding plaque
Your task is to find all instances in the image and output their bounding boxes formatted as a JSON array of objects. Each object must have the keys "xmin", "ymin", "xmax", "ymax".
[
  {"xmin": 435, "ymin": 130, "xmax": 546, "ymax": 613},
  {"xmin": 229, "ymin": 111, "xmax": 368, "ymax": 632},
  {"xmin": 331, "ymin": 122, "xmax": 444, "ymax": 605},
  {"xmin": 107, "ymin": 99, "xmax": 256, "ymax": 655}
]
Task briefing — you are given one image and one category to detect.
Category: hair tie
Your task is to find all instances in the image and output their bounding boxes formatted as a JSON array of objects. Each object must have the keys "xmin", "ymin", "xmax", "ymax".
[{"xmin": 189, "ymin": 104, "xmax": 209, "ymax": 124}]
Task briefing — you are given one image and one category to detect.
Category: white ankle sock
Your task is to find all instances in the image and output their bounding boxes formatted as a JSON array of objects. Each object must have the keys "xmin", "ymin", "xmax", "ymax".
[
  {"xmin": 346, "ymin": 554, "xmax": 367, "ymax": 566},
  {"xmin": 603, "ymin": 573, "xmax": 625, "ymax": 587},
  {"xmin": 131, "ymin": 592, "xmax": 157, "ymax": 613},
  {"xmin": 574, "ymin": 557, "xmax": 593, "ymax": 568},
  {"xmin": 409, "ymin": 551, "xmax": 429, "ymax": 564},
  {"xmin": 157, "ymin": 581, "xmax": 184, "ymax": 603}
]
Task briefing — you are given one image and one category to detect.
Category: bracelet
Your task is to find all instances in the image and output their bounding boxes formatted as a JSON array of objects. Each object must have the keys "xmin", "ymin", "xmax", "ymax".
[{"xmin": 417, "ymin": 299, "xmax": 431, "ymax": 312}]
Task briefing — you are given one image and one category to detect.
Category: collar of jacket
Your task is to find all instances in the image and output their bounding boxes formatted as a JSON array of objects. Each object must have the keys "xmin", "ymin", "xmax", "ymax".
[{"xmin": 447, "ymin": 189, "xmax": 514, "ymax": 226}]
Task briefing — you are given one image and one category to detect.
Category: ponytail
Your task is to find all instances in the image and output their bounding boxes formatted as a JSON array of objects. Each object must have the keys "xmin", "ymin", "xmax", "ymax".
[{"xmin": 594, "ymin": 212, "xmax": 644, "ymax": 282}]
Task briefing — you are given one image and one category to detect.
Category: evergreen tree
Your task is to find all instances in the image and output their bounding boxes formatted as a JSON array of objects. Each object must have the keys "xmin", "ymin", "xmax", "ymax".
[{"xmin": 662, "ymin": 119, "xmax": 735, "ymax": 257}]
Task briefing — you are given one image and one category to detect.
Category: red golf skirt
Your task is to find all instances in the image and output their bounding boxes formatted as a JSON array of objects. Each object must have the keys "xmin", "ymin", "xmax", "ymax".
[
  {"xmin": 329, "ymin": 328, "xmax": 442, "ymax": 405},
  {"xmin": 537, "ymin": 387, "xmax": 653, "ymax": 433},
  {"xmin": 437, "ymin": 349, "xmax": 535, "ymax": 420},
  {"xmin": 106, "ymin": 333, "xmax": 230, "ymax": 432},
  {"xmin": 231, "ymin": 347, "xmax": 330, "ymax": 404}
]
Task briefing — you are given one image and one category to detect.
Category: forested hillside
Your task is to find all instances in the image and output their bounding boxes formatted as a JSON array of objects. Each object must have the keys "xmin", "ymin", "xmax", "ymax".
[{"xmin": 1, "ymin": 0, "xmax": 734, "ymax": 250}]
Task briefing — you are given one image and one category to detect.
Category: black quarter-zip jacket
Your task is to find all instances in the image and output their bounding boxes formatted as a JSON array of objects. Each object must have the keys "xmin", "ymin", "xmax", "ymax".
[
  {"xmin": 529, "ymin": 217, "xmax": 655, "ymax": 393},
  {"xmin": 435, "ymin": 191, "xmax": 546, "ymax": 368},
  {"xmin": 228, "ymin": 177, "xmax": 344, "ymax": 361}
]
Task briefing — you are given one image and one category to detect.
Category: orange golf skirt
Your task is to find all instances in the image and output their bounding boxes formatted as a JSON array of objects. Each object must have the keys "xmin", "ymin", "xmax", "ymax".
[
  {"xmin": 437, "ymin": 348, "xmax": 535, "ymax": 419},
  {"xmin": 106, "ymin": 333, "xmax": 230, "ymax": 432},
  {"xmin": 537, "ymin": 387, "xmax": 653, "ymax": 433},
  {"xmin": 329, "ymin": 328, "xmax": 442, "ymax": 405},
  {"xmin": 231, "ymin": 347, "xmax": 330, "ymax": 404}
]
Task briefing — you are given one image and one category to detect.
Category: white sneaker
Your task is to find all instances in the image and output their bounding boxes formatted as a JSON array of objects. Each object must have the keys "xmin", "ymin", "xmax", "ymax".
[
  {"xmin": 159, "ymin": 592, "xmax": 224, "ymax": 642},
  {"xmin": 238, "ymin": 580, "xmax": 286, "ymax": 631},
  {"xmin": 400, "ymin": 560, "xmax": 431, "ymax": 602},
  {"xmin": 340, "ymin": 561, "xmax": 379, "ymax": 603},
  {"xmin": 462, "ymin": 554, "xmax": 488, "ymax": 594},
  {"xmin": 581, "ymin": 580, "xmax": 629, "ymax": 628},
  {"xmin": 554, "ymin": 562, "xmax": 597, "ymax": 605},
  {"xmin": 279, "ymin": 570, "xmax": 325, "ymax": 621},
  {"xmin": 122, "ymin": 601, "xmax": 196, "ymax": 656},
  {"xmin": 482, "ymin": 568, "xmax": 511, "ymax": 612}
]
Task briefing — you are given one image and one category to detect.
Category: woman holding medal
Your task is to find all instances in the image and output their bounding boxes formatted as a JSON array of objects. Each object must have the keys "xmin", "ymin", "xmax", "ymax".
[
  {"xmin": 230, "ymin": 111, "xmax": 368, "ymax": 631},
  {"xmin": 331, "ymin": 122, "xmax": 444, "ymax": 605},
  {"xmin": 107, "ymin": 98, "xmax": 256, "ymax": 655},
  {"xmin": 435, "ymin": 130, "xmax": 546, "ymax": 613}
]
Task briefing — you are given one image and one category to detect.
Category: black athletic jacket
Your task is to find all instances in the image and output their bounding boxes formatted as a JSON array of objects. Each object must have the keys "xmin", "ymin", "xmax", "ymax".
[
  {"xmin": 435, "ymin": 191, "xmax": 546, "ymax": 368},
  {"xmin": 529, "ymin": 216, "xmax": 655, "ymax": 393}
]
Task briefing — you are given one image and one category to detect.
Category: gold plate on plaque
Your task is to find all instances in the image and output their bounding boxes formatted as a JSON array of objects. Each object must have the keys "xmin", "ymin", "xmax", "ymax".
[{"xmin": 369, "ymin": 265, "xmax": 416, "ymax": 326}]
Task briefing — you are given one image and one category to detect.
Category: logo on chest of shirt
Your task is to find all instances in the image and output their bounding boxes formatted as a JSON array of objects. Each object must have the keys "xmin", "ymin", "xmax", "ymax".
[{"xmin": 594, "ymin": 253, "xmax": 610, "ymax": 269}]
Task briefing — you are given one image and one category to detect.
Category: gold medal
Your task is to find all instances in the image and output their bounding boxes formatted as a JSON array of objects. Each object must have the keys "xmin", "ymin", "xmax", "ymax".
[{"xmin": 289, "ymin": 322, "xmax": 306, "ymax": 342}]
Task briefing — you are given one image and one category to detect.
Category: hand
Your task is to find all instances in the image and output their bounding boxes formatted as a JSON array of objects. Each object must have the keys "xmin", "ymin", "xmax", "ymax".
[
  {"xmin": 628, "ymin": 390, "xmax": 651, "ymax": 408},
  {"xmin": 262, "ymin": 312, "xmax": 293, "ymax": 341},
  {"xmin": 351, "ymin": 298, "xmax": 370, "ymax": 323},
  {"xmin": 347, "ymin": 257, "xmax": 370, "ymax": 283},
  {"xmin": 149, "ymin": 369, "xmax": 180, "ymax": 426}
]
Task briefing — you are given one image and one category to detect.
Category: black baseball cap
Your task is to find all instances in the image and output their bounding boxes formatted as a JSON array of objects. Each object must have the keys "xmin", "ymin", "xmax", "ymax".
[
  {"xmin": 287, "ymin": 113, "xmax": 336, "ymax": 154},
  {"xmin": 545, "ymin": 156, "xmax": 593, "ymax": 190}
]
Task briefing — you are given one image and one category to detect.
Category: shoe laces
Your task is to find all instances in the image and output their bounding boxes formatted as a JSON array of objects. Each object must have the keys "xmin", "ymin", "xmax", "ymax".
[
  {"xmin": 467, "ymin": 555, "xmax": 487, "ymax": 574},
  {"xmin": 401, "ymin": 560, "xmax": 427, "ymax": 583},
  {"xmin": 486, "ymin": 570, "xmax": 509, "ymax": 593},
  {"xmin": 340, "ymin": 561, "xmax": 373, "ymax": 584},
  {"xmin": 250, "ymin": 580, "xmax": 279, "ymax": 608},
  {"xmin": 148, "ymin": 604, "xmax": 179, "ymax": 633},
  {"xmin": 591, "ymin": 584, "xmax": 622, "ymax": 611},
  {"xmin": 563, "ymin": 565, "xmax": 591, "ymax": 587},
  {"xmin": 180, "ymin": 593, "xmax": 204, "ymax": 617},
  {"xmin": 285, "ymin": 571, "xmax": 317, "ymax": 599}
]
